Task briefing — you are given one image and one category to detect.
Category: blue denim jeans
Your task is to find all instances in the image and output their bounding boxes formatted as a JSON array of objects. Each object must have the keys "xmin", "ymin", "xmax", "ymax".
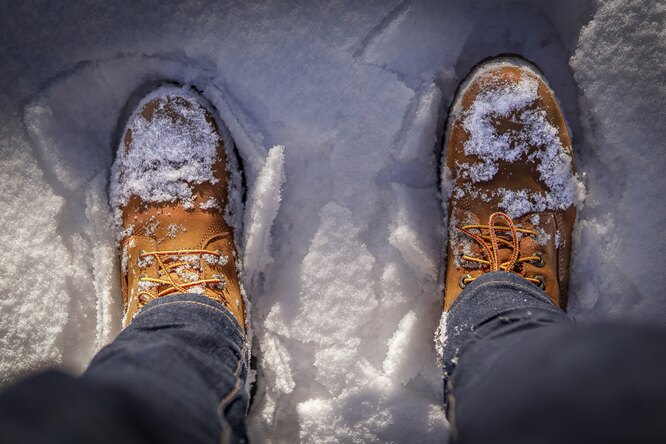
[
  {"xmin": 443, "ymin": 271, "xmax": 666, "ymax": 444},
  {"xmin": 0, "ymin": 293, "xmax": 249, "ymax": 444},
  {"xmin": 2, "ymin": 275, "xmax": 666, "ymax": 443}
]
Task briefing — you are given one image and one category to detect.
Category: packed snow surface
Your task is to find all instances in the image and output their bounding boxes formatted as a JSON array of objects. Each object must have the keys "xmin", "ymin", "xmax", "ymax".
[{"xmin": 1, "ymin": 0, "xmax": 665, "ymax": 442}]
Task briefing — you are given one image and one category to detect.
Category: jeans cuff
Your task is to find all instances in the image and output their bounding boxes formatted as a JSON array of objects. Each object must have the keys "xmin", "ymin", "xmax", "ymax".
[
  {"xmin": 442, "ymin": 272, "xmax": 566, "ymax": 375},
  {"xmin": 135, "ymin": 293, "xmax": 245, "ymax": 334},
  {"xmin": 449, "ymin": 271, "xmax": 559, "ymax": 321}
]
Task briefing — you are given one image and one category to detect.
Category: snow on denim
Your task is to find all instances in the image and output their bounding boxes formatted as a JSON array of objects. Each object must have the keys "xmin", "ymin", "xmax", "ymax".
[
  {"xmin": 442, "ymin": 271, "xmax": 666, "ymax": 444},
  {"xmin": 0, "ymin": 293, "xmax": 249, "ymax": 444}
]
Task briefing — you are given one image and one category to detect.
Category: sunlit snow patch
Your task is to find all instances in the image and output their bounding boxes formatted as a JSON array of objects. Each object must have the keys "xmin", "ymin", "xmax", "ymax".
[{"xmin": 242, "ymin": 145, "xmax": 286, "ymax": 289}]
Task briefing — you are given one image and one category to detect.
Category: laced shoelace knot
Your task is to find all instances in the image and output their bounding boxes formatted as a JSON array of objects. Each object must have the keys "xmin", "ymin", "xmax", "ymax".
[
  {"xmin": 457, "ymin": 212, "xmax": 545, "ymax": 289},
  {"xmin": 136, "ymin": 249, "xmax": 228, "ymax": 305}
]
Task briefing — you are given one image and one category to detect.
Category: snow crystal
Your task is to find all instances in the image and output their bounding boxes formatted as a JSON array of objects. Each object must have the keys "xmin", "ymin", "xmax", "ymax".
[
  {"xmin": 530, "ymin": 214, "xmax": 541, "ymax": 226},
  {"xmin": 202, "ymin": 253, "xmax": 228, "ymax": 267},
  {"xmin": 456, "ymin": 160, "xmax": 498, "ymax": 183},
  {"xmin": 118, "ymin": 224, "xmax": 134, "ymax": 239},
  {"xmin": 136, "ymin": 254, "xmax": 154, "ymax": 269},
  {"xmin": 213, "ymin": 275, "xmax": 226, "ymax": 290},
  {"xmin": 462, "ymin": 75, "xmax": 540, "ymax": 163},
  {"xmin": 142, "ymin": 218, "xmax": 160, "ymax": 238},
  {"xmin": 497, "ymin": 188, "xmax": 546, "ymax": 219},
  {"xmin": 198, "ymin": 197, "xmax": 221, "ymax": 211},
  {"xmin": 187, "ymin": 285, "xmax": 205, "ymax": 294},
  {"xmin": 120, "ymin": 246, "xmax": 129, "ymax": 275},
  {"xmin": 174, "ymin": 266, "xmax": 200, "ymax": 283},
  {"xmin": 181, "ymin": 198, "xmax": 195, "ymax": 210},
  {"xmin": 434, "ymin": 312, "xmax": 448, "ymax": 367},
  {"xmin": 173, "ymin": 254, "xmax": 201, "ymax": 269},
  {"xmin": 165, "ymin": 223, "xmax": 186, "ymax": 239},
  {"xmin": 137, "ymin": 280, "xmax": 158, "ymax": 291}
]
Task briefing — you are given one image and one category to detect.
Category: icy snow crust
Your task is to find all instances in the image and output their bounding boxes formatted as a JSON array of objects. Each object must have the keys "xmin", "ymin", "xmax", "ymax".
[{"xmin": 2, "ymin": 0, "xmax": 665, "ymax": 442}]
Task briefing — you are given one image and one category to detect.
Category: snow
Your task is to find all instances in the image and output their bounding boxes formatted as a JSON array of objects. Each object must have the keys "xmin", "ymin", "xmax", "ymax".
[
  {"xmin": 568, "ymin": 0, "xmax": 666, "ymax": 319},
  {"xmin": 243, "ymin": 145, "xmax": 286, "ymax": 290},
  {"xmin": 199, "ymin": 197, "xmax": 221, "ymax": 210},
  {"xmin": 0, "ymin": 0, "xmax": 665, "ymax": 442}
]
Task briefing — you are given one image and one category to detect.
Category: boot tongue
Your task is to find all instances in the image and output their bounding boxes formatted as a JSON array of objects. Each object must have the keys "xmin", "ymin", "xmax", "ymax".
[
  {"xmin": 497, "ymin": 247, "xmax": 514, "ymax": 266},
  {"xmin": 167, "ymin": 267, "xmax": 205, "ymax": 295},
  {"xmin": 122, "ymin": 199, "xmax": 220, "ymax": 251},
  {"xmin": 514, "ymin": 215, "xmax": 541, "ymax": 256},
  {"xmin": 487, "ymin": 214, "xmax": 540, "ymax": 269},
  {"xmin": 154, "ymin": 178, "xmax": 231, "ymax": 251},
  {"xmin": 155, "ymin": 207, "xmax": 215, "ymax": 251},
  {"xmin": 493, "ymin": 217, "xmax": 541, "ymax": 269}
]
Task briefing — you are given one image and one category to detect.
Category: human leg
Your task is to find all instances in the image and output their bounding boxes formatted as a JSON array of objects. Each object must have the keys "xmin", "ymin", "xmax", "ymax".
[
  {"xmin": 85, "ymin": 293, "xmax": 249, "ymax": 442},
  {"xmin": 442, "ymin": 274, "xmax": 666, "ymax": 443},
  {"xmin": 0, "ymin": 293, "xmax": 248, "ymax": 444},
  {"xmin": 438, "ymin": 55, "xmax": 666, "ymax": 444},
  {"xmin": 0, "ymin": 84, "xmax": 250, "ymax": 444},
  {"xmin": 438, "ymin": 55, "xmax": 576, "ymax": 441},
  {"xmin": 441, "ymin": 270, "xmax": 569, "ymax": 389}
]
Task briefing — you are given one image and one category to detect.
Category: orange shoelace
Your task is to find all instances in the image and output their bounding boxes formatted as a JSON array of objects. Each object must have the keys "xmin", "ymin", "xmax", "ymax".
[
  {"xmin": 458, "ymin": 212, "xmax": 543, "ymax": 287},
  {"xmin": 136, "ymin": 249, "xmax": 226, "ymax": 305}
]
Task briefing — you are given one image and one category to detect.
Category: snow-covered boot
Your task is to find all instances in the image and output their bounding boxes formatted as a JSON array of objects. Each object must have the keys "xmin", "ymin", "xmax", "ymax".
[
  {"xmin": 110, "ymin": 85, "xmax": 246, "ymax": 328},
  {"xmin": 442, "ymin": 58, "xmax": 577, "ymax": 311}
]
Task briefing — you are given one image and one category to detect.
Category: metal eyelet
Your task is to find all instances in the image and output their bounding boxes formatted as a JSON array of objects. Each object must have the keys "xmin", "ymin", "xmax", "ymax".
[
  {"xmin": 532, "ymin": 251, "xmax": 545, "ymax": 268},
  {"xmin": 459, "ymin": 274, "xmax": 472, "ymax": 289},
  {"xmin": 138, "ymin": 293, "xmax": 153, "ymax": 305},
  {"xmin": 534, "ymin": 275, "xmax": 546, "ymax": 290}
]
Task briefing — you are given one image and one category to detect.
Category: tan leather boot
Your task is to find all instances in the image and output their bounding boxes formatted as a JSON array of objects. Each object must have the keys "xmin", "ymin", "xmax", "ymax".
[
  {"xmin": 443, "ymin": 58, "xmax": 577, "ymax": 311},
  {"xmin": 110, "ymin": 85, "xmax": 246, "ymax": 328}
]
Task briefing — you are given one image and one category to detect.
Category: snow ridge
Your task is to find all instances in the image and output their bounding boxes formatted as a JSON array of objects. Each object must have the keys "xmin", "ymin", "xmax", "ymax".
[{"xmin": 243, "ymin": 145, "xmax": 286, "ymax": 288}]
